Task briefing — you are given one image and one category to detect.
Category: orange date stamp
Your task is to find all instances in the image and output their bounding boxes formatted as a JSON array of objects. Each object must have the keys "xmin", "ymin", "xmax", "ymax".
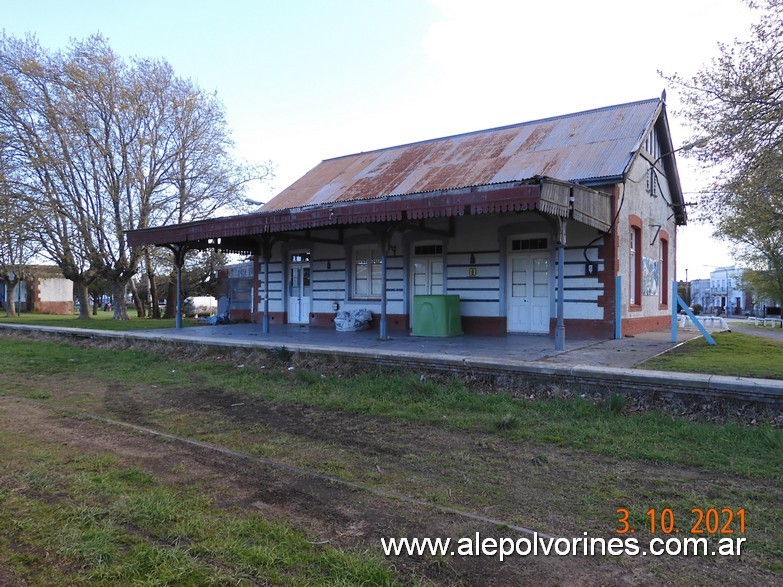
[{"xmin": 616, "ymin": 508, "xmax": 746, "ymax": 535}]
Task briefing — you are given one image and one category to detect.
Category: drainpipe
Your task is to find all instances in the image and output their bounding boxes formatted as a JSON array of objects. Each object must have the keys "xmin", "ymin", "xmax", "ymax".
[{"xmin": 555, "ymin": 217, "xmax": 567, "ymax": 351}]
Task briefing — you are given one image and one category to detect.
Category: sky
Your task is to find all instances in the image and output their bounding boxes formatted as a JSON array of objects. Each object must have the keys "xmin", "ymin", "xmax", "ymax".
[{"xmin": 2, "ymin": 0, "xmax": 761, "ymax": 280}]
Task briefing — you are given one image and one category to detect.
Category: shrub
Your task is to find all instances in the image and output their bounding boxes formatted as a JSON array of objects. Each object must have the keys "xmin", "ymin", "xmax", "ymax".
[
  {"xmin": 606, "ymin": 394, "xmax": 628, "ymax": 415},
  {"xmin": 495, "ymin": 412, "xmax": 519, "ymax": 430}
]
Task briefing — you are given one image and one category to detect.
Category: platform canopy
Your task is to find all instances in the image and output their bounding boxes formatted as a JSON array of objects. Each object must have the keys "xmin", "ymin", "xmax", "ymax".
[{"xmin": 127, "ymin": 96, "xmax": 684, "ymax": 250}]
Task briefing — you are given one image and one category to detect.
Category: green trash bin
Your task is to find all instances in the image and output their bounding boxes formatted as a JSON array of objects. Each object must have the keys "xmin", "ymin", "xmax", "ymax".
[{"xmin": 412, "ymin": 295, "xmax": 462, "ymax": 337}]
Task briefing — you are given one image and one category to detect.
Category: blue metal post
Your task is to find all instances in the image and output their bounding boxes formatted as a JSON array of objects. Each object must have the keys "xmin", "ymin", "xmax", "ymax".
[
  {"xmin": 671, "ymin": 279, "xmax": 678, "ymax": 343},
  {"xmin": 555, "ymin": 241, "xmax": 565, "ymax": 351},
  {"xmin": 676, "ymin": 293, "xmax": 717, "ymax": 345},
  {"xmin": 380, "ymin": 250, "xmax": 388, "ymax": 340},
  {"xmin": 174, "ymin": 245, "xmax": 185, "ymax": 329},
  {"xmin": 174, "ymin": 263, "xmax": 182, "ymax": 328}
]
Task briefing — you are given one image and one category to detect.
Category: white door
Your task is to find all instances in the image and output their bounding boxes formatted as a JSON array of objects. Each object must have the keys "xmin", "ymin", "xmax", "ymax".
[
  {"xmin": 287, "ymin": 263, "xmax": 311, "ymax": 324},
  {"xmin": 412, "ymin": 258, "xmax": 444, "ymax": 296},
  {"xmin": 507, "ymin": 254, "xmax": 550, "ymax": 333},
  {"xmin": 410, "ymin": 257, "xmax": 444, "ymax": 328}
]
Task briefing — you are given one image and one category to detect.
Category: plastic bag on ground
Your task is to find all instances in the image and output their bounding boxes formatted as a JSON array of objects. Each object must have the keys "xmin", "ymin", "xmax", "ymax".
[{"xmin": 334, "ymin": 309, "xmax": 373, "ymax": 331}]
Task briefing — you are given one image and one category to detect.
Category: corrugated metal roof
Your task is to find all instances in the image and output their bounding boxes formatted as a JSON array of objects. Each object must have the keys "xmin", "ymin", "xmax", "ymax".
[
  {"xmin": 262, "ymin": 98, "xmax": 661, "ymax": 212},
  {"xmin": 126, "ymin": 178, "xmax": 618, "ymax": 248},
  {"xmin": 125, "ymin": 97, "xmax": 684, "ymax": 248}
]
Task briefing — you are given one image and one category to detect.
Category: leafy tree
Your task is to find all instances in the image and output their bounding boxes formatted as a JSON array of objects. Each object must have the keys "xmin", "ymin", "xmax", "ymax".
[
  {"xmin": 677, "ymin": 282, "xmax": 689, "ymax": 306},
  {"xmin": 181, "ymin": 250, "xmax": 227, "ymax": 298},
  {"xmin": 87, "ymin": 276, "xmax": 113, "ymax": 315},
  {"xmin": 665, "ymin": 0, "xmax": 783, "ymax": 302},
  {"xmin": 717, "ymin": 165, "xmax": 783, "ymax": 305},
  {"xmin": 742, "ymin": 268, "xmax": 783, "ymax": 307},
  {"xmin": 667, "ymin": 1, "xmax": 783, "ymax": 181}
]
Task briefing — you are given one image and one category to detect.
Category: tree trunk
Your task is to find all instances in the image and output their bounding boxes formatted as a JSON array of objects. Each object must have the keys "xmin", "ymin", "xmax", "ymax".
[
  {"xmin": 5, "ymin": 280, "xmax": 18, "ymax": 317},
  {"xmin": 129, "ymin": 279, "xmax": 145, "ymax": 318},
  {"xmin": 74, "ymin": 281, "xmax": 90, "ymax": 319},
  {"xmin": 145, "ymin": 250, "xmax": 161, "ymax": 319},
  {"xmin": 111, "ymin": 279, "xmax": 130, "ymax": 320},
  {"xmin": 163, "ymin": 272, "xmax": 177, "ymax": 319}
]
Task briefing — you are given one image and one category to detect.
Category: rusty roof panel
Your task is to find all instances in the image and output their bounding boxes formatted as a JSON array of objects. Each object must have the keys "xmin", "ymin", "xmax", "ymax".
[
  {"xmin": 262, "ymin": 98, "xmax": 661, "ymax": 212},
  {"xmin": 126, "ymin": 99, "xmax": 675, "ymax": 248}
]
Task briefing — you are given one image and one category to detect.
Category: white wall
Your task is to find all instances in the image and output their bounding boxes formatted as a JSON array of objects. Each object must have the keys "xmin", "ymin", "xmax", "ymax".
[
  {"xmin": 38, "ymin": 277, "xmax": 71, "ymax": 302},
  {"xmin": 616, "ymin": 153, "xmax": 679, "ymax": 319},
  {"xmin": 255, "ymin": 211, "xmax": 610, "ymax": 325}
]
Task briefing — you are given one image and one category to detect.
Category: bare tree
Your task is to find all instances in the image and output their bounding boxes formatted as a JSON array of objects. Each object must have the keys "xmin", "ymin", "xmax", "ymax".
[
  {"xmin": 0, "ymin": 33, "xmax": 271, "ymax": 320},
  {"xmin": 0, "ymin": 34, "xmax": 104, "ymax": 318},
  {"xmin": 0, "ymin": 150, "xmax": 40, "ymax": 316},
  {"xmin": 149, "ymin": 77, "xmax": 272, "ymax": 319}
]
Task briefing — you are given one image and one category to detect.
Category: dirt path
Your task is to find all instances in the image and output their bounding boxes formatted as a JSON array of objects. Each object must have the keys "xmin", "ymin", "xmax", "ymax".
[
  {"xmin": 2, "ymin": 376, "xmax": 780, "ymax": 585},
  {"xmin": 1, "ymin": 396, "xmax": 629, "ymax": 586},
  {"xmin": 726, "ymin": 319, "xmax": 783, "ymax": 342},
  {"xmin": 0, "ymin": 331, "xmax": 779, "ymax": 585}
]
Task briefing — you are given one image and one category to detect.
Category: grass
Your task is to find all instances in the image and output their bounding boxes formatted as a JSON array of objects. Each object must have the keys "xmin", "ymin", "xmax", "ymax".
[
  {"xmin": 2, "ymin": 334, "xmax": 782, "ymax": 581},
  {"xmin": 195, "ymin": 368, "xmax": 783, "ymax": 480},
  {"xmin": 0, "ymin": 432, "xmax": 417, "ymax": 586},
  {"xmin": 640, "ymin": 331, "xmax": 783, "ymax": 379},
  {"xmin": 0, "ymin": 336, "xmax": 780, "ymax": 481},
  {"xmin": 0, "ymin": 310, "xmax": 203, "ymax": 331}
]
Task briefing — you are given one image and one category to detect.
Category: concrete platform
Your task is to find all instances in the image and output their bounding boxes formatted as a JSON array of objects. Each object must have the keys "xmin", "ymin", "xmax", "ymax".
[
  {"xmin": 2, "ymin": 321, "xmax": 781, "ymax": 403},
  {"xmin": 128, "ymin": 322, "xmax": 682, "ymax": 370}
]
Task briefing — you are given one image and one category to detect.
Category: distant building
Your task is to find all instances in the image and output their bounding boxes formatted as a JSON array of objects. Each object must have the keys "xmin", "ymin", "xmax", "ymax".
[
  {"xmin": 688, "ymin": 278, "xmax": 711, "ymax": 311},
  {"xmin": 0, "ymin": 277, "xmax": 26, "ymax": 310},
  {"xmin": 215, "ymin": 261, "xmax": 254, "ymax": 321},
  {"xmin": 708, "ymin": 266, "xmax": 752, "ymax": 315},
  {"xmin": 1, "ymin": 266, "xmax": 73, "ymax": 314}
]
